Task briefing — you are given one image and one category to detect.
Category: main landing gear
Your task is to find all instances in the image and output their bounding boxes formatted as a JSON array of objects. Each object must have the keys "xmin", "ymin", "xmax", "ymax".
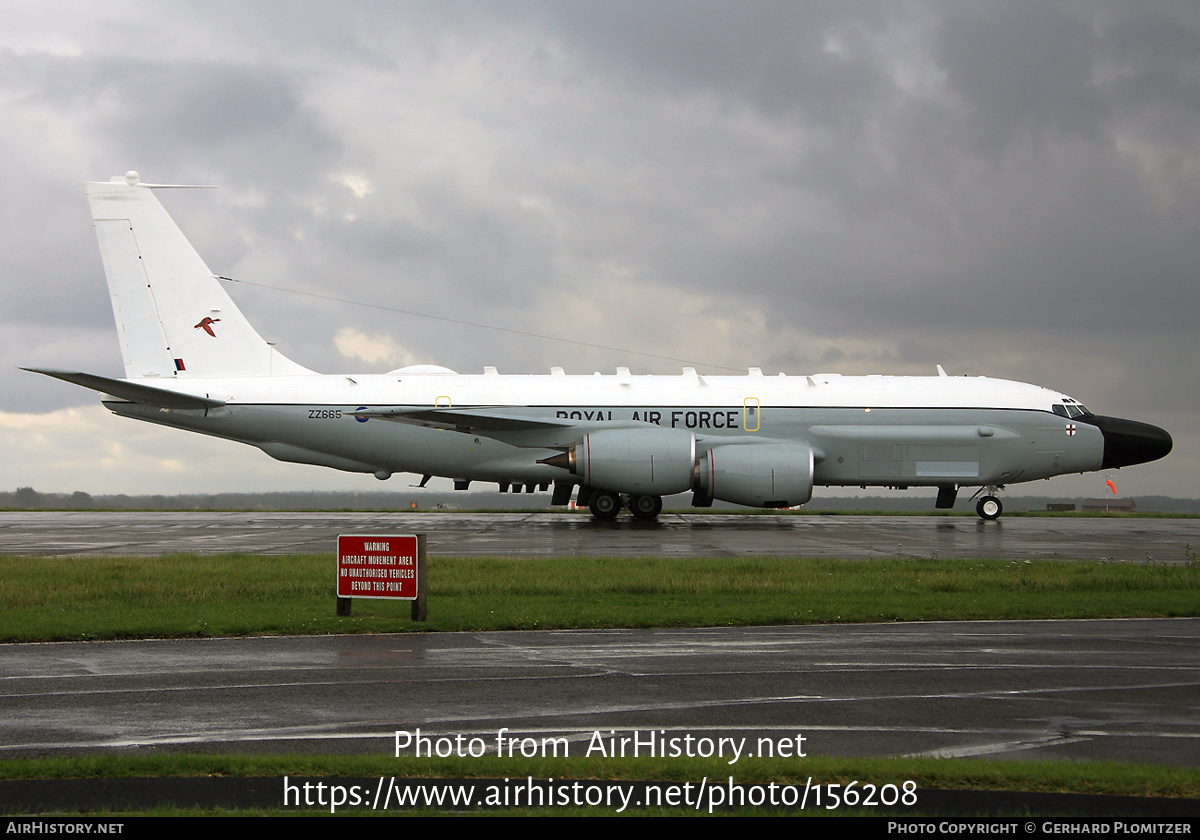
[
  {"xmin": 587, "ymin": 490, "xmax": 621, "ymax": 520},
  {"xmin": 585, "ymin": 489, "xmax": 663, "ymax": 521},
  {"xmin": 629, "ymin": 494, "xmax": 663, "ymax": 520}
]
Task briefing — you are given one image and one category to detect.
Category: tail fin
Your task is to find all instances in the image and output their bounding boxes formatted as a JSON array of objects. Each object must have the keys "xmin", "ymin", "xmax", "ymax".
[{"xmin": 86, "ymin": 171, "xmax": 312, "ymax": 379}]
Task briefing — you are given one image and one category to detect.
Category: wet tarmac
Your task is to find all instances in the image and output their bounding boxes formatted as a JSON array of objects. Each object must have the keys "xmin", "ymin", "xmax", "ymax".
[
  {"xmin": 2, "ymin": 619, "xmax": 1197, "ymax": 766},
  {"xmin": 2, "ymin": 510, "xmax": 1198, "ymax": 562}
]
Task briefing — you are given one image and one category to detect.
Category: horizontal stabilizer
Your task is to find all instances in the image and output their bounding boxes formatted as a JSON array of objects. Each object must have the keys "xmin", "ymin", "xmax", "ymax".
[{"xmin": 23, "ymin": 368, "xmax": 225, "ymax": 410}]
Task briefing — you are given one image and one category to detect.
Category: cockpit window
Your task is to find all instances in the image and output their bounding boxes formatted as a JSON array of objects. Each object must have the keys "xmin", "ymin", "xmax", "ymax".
[{"xmin": 1055, "ymin": 399, "xmax": 1092, "ymax": 418}]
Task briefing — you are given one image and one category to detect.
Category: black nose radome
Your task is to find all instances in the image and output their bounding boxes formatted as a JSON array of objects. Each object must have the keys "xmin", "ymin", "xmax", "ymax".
[{"xmin": 1080, "ymin": 415, "xmax": 1173, "ymax": 470}]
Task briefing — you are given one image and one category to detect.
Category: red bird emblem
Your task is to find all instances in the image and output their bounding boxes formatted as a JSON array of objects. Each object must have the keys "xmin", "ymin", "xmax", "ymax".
[{"xmin": 194, "ymin": 317, "xmax": 221, "ymax": 337}]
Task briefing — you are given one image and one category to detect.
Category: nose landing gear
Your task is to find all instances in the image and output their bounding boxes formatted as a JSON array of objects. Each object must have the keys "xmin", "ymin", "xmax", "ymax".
[
  {"xmin": 972, "ymin": 486, "xmax": 1004, "ymax": 520},
  {"xmin": 976, "ymin": 495, "xmax": 1003, "ymax": 520}
]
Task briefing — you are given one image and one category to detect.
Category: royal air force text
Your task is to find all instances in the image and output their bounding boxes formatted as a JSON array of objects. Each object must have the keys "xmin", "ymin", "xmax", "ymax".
[{"xmin": 555, "ymin": 410, "xmax": 740, "ymax": 430}]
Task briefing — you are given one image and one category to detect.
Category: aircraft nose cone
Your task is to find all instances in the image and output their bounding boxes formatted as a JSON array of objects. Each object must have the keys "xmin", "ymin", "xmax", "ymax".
[{"xmin": 1082, "ymin": 415, "xmax": 1173, "ymax": 469}]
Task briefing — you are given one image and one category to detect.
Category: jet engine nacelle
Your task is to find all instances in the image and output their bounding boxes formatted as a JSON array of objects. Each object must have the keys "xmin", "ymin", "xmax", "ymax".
[
  {"xmin": 694, "ymin": 442, "xmax": 815, "ymax": 508},
  {"xmin": 560, "ymin": 427, "xmax": 697, "ymax": 495}
]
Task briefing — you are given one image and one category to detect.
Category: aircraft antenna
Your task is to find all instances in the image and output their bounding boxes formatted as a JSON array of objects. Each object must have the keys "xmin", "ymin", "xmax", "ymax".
[{"xmin": 215, "ymin": 275, "xmax": 748, "ymax": 373}]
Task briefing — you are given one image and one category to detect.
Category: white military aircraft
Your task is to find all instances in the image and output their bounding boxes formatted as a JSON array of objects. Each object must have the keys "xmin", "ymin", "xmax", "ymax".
[{"xmin": 28, "ymin": 172, "xmax": 1172, "ymax": 521}]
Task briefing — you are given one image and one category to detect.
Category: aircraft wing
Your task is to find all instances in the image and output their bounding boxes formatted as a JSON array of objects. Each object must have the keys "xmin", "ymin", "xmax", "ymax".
[
  {"xmin": 23, "ymin": 368, "xmax": 226, "ymax": 410},
  {"xmin": 355, "ymin": 407, "xmax": 612, "ymax": 448}
]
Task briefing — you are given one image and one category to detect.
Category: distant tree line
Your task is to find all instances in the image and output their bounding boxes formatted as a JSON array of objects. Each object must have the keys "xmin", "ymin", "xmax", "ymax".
[{"xmin": 0, "ymin": 487, "xmax": 544, "ymax": 511}]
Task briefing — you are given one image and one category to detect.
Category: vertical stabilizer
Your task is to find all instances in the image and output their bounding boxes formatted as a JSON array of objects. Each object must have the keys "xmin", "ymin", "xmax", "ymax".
[{"xmin": 86, "ymin": 171, "xmax": 313, "ymax": 379}]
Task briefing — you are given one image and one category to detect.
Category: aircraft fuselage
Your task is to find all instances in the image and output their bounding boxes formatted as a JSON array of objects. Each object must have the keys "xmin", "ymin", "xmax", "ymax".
[{"xmin": 102, "ymin": 370, "xmax": 1107, "ymax": 491}]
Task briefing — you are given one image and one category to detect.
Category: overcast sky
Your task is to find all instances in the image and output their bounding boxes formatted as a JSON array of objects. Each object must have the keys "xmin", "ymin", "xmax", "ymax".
[{"xmin": 2, "ymin": 0, "xmax": 1196, "ymax": 500}]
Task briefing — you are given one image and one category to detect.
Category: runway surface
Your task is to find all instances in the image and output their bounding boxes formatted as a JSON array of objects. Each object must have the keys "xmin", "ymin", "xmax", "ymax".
[
  {"xmin": 3, "ymin": 510, "xmax": 1199, "ymax": 562},
  {"xmin": 2, "ymin": 619, "xmax": 1197, "ymax": 766}
]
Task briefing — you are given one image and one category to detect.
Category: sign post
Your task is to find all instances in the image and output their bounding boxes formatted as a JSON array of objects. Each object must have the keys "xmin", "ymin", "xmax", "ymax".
[{"xmin": 336, "ymin": 534, "xmax": 426, "ymax": 621}]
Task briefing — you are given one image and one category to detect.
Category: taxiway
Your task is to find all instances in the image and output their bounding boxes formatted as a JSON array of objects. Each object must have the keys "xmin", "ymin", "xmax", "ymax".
[
  {"xmin": 2, "ymin": 619, "xmax": 1197, "ymax": 766},
  {"xmin": 2, "ymin": 510, "xmax": 1198, "ymax": 562}
]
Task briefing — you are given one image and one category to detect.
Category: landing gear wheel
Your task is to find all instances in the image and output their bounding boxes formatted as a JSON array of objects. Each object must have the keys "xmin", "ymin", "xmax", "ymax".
[
  {"xmin": 588, "ymin": 490, "xmax": 621, "ymax": 521},
  {"xmin": 976, "ymin": 495, "xmax": 1003, "ymax": 520},
  {"xmin": 629, "ymin": 494, "xmax": 663, "ymax": 521}
]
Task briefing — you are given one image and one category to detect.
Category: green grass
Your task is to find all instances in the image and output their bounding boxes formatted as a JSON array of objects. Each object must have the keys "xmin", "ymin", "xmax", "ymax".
[
  {"xmin": 1, "ymin": 553, "xmax": 1198, "ymax": 641},
  {"xmin": 4, "ymin": 753, "xmax": 1196, "ymax": 796},
  {"xmin": 1, "ymin": 753, "xmax": 1197, "ymax": 816}
]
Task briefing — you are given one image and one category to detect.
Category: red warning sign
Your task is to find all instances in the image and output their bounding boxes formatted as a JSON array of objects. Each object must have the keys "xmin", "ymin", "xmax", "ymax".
[{"xmin": 337, "ymin": 534, "xmax": 419, "ymax": 600}]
